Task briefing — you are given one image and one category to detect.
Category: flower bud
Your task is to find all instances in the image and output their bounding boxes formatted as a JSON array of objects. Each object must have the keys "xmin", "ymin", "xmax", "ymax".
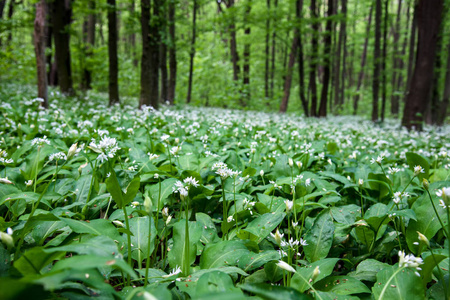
[
  {"xmin": 144, "ymin": 194, "xmax": 152, "ymax": 214},
  {"xmin": 0, "ymin": 230, "xmax": 14, "ymax": 248},
  {"xmin": 311, "ymin": 266, "xmax": 321, "ymax": 282},
  {"xmin": 288, "ymin": 158, "xmax": 294, "ymax": 167},
  {"xmin": 260, "ymin": 170, "xmax": 264, "ymax": 177},
  {"xmin": 422, "ymin": 179, "xmax": 429, "ymax": 191},
  {"xmin": 276, "ymin": 260, "xmax": 296, "ymax": 273},
  {"xmin": 296, "ymin": 161, "xmax": 302, "ymax": 168},
  {"xmin": 417, "ymin": 231, "xmax": 430, "ymax": 247},
  {"xmin": 166, "ymin": 215, "xmax": 172, "ymax": 225},
  {"xmin": 113, "ymin": 220, "xmax": 125, "ymax": 227},
  {"xmin": 358, "ymin": 179, "xmax": 364, "ymax": 186},
  {"xmin": 162, "ymin": 207, "xmax": 169, "ymax": 219},
  {"xmin": 67, "ymin": 143, "xmax": 78, "ymax": 160}
]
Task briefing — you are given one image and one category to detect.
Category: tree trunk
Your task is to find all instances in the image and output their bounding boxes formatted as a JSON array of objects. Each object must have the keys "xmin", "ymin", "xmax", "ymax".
[
  {"xmin": 318, "ymin": 0, "xmax": 334, "ymax": 117},
  {"xmin": 338, "ymin": 0, "xmax": 347, "ymax": 107},
  {"xmin": 186, "ymin": 0, "xmax": 197, "ymax": 104},
  {"xmin": 52, "ymin": 0, "xmax": 73, "ymax": 95},
  {"xmin": 402, "ymin": 0, "xmax": 443, "ymax": 130},
  {"xmin": 390, "ymin": 0, "xmax": 402, "ymax": 116},
  {"xmin": 0, "ymin": 0, "xmax": 6, "ymax": 46},
  {"xmin": 309, "ymin": 0, "xmax": 319, "ymax": 117},
  {"xmin": 280, "ymin": 30, "xmax": 299, "ymax": 112},
  {"xmin": 333, "ymin": 0, "xmax": 346, "ymax": 110},
  {"xmin": 352, "ymin": 4, "xmax": 373, "ymax": 115},
  {"xmin": 107, "ymin": 0, "xmax": 119, "ymax": 105},
  {"xmin": 372, "ymin": 0, "xmax": 381, "ymax": 122},
  {"xmin": 140, "ymin": 0, "xmax": 152, "ymax": 108},
  {"xmin": 82, "ymin": 0, "xmax": 95, "ymax": 90},
  {"xmin": 380, "ymin": 0, "xmax": 388, "ymax": 122},
  {"xmin": 45, "ymin": 7, "xmax": 55, "ymax": 86},
  {"xmin": 228, "ymin": 0, "xmax": 240, "ymax": 82},
  {"xmin": 405, "ymin": 1, "xmax": 417, "ymax": 97},
  {"xmin": 269, "ymin": 0, "xmax": 278, "ymax": 98},
  {"xmin": 34, "ymin": 0, "xmax": 48, "ymax": 108},
  {"xmin": 264, "ymin": 0, "xmax": 270, "ymax": 100},
  {"xmin": 130, "ymin": 0, "xmax": 138, "ymax": 66},
  {"xmin": 242, "ymin": 0, "xmax": 251, "ymax": 104},
  {"xmin": 6, "ymin": 0, "xmax": 14, "ymax": 44},
  {"xmin": 159, "ymin": 0, "xmax": 168, "ymax": 103},
  {"xmin": 148, "ymin": 0, "xmax": 162, "ymax": 109},
  {"xmin": 167, "ymin": 0, "xmax": 176, "ymax": 104},
  {"xmin": 437, "ymin": 41, "xmax": 450, "ymax": 126}
]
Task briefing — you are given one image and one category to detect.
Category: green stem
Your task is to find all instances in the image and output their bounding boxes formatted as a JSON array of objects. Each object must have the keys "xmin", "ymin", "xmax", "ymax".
[
  {"xmin": 183, "ymin": 196, "xmax": 190, "ymax": 275},
  {"xmin": 222, "ymin": 178, "xmax": 228, "ymax": 240},
  {"xmin": 426, "ymin": 189, "xmax": 449, "ymax": 238},
  {"xmin": 122, "ymin": 205, "xmax": 132, "ymax": 286},
  {"xmin": 144, "ymin": 213, "xmax": 152, "ymax": 287},
  {"xmin": 34, "ymin": 148, "xmax": 40, "ymax": 193},
  {"xmin": 377, "ymin": 266, "xmax": 406, "ymax": 300}
]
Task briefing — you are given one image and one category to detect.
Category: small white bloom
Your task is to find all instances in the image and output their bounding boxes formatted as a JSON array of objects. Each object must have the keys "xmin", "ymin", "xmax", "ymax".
[
  {"xmin": 276, "ymin": 260, "xmax": 296, "ymax": 273},
  {"xmin": 413, "ymin": 165, "xmax": 425, "ymax": 176}
]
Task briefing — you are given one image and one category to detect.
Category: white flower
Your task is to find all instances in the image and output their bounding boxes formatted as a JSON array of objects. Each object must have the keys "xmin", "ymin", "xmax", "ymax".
[
  {"xmin": 284, "ymin": 200, "xmax": 293, "ymax": 212},
  {"xmin": 162, "ymin": 207, "xmax": 169, "ymax": 218},
  {"xmin": 288, "ymin": 158, "xmax": 294, "ymax": 167},
  {"xmin": 112, "ymin": 220, "xmax": 125, "ymax": 227},
  {"xmin": 276, "ymin": 260, "xmax": 296, "ymax": 273},
  {"xmin": 398, "ymin": 250, "xmax": 423, "ymax": 276},
  {"xmin": 299, "ymin": 238, "xmax": 308, "ymax": 246},
  {"xmin": 305, "ymin": 178, "xmax": 311, "ymax": 187},
  {"xmin": 148, "ymin": 153, "xmax": 159, "ymax": 160},
  {"xmin": 227, "ymin": 215, "xmax": 235, "ymax": 223},
  {"xmin": 358, "ymin": 179, "xmax": 364, "ymax": 186},
  {"xmin": 370, "ymin": 155, "xmax": 384, "ymax": 165},
  {"xmin": 31, "ymin": 136, "xmax": 50, "ymax": 147},
  {"xmin": 296, "ymin": 161, "xmax": 302, "ymax": 168},
  {"xmin": 270, "ymin": 229, "xmax": 284, "ymax": 245},
  {"xmin": 260, "ymin": 170, "xmax": 264, "ymax": 177},
  {"xmin": 183, "ymin": 176, "xmax": 199, "ymax": 187},
  {"xmin": 413, "ymin": 165, "xmax": 425, "ymax": 176},
  {"xmin": 49, "ymin": 152, "xmax": 67, "ymax": 162},
  {"xmin": 436, "ymin": 187, "xmax": 450, "ymax": 208},
  {"xmin": 0, "ymin": 177, "xmax": 13, "ymax": 184},
  {"xmin": 67, "ymin": 143, "xmax": 78, "ymax": 159},
  {"xmin": 162, "ymin": 266, "xmax": 182, "ymax": 278},
  {"xmin": 25, "ymin": 180, "xmax": 33, "ymax": 187},
  {"xmin": 161, "ymin": 134, "xmax": 170, "ymax": 142}
]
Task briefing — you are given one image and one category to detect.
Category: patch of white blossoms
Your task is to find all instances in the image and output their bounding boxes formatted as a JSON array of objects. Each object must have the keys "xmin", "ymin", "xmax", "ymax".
[
  {"xmin": 398, "ymin": 250, "xmax": 423, "ymax": 277},
  {"xmin": 437, "ymin": 187, "xmax": 450, "ymax": 209},
  {"xmin": 89, "ymin": 135, "xmax": 120, "ymax": 163},
  {"xmin": 173, "ymin": 176, "xmax": 199, "ymax": 199},
  {"xmin": 212, "ymin": 162, "xmax": 240, "ymax": 180}
]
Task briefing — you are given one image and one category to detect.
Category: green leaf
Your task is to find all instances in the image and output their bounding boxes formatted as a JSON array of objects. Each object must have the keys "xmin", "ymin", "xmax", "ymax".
[
  {"xmin": 105, "ymin": 168, "xmax": 125, "ymax": 208},
  {"xmin": 123, "ymin": 175, "xmax": 141, "ymax": 207},
  {"xmin": 0, "ymin": 278, "xmax": 50, "ymax": 300},
  {"xmin": 168, "ymin": 220, "xmax": 202, "ymax": 269},
  {"xmin": 195, "ymin": 271, "xmax": 243, "ymax": 297},
  {"xmin": 348, "ymin": 259, "xmax": 389, "ymax": 282},
  {"xmin": 237, "ymin": 212, "xmax": 285, "ymax": 243},
  {"xmin": 291, "ymin": 258, "xmax": 339, "ymax": 293},
  {"xmin": 372, "ymin": 265, "xmax": 425, "ymax": 300},
  {"xmin": 146, "ymin": 177, "xmax": 177, "ymax": 206},
  {"xmin": 43, "ymin": 235, "xmax": 119, "ymax": 257},
  {"xmin": 13, "ymin": 247, "xmax": 64, "ymax": 276},
  {"xmin": 406, "ymin": 152, "xmax": 430, "ymax": 180},
  {"xmin": 196, "ymin": 212, "xmax": 219, "ymax": 244},
  {"xmin": 420, "ymin": 252, "xmax": 446, "ymax": 286},
  {"xmin": 314, "ymin": 276, "xmax": 370, "ymax": 295},
  {"xmin": 129, "ymin": 216, "xmax": 156, "ymax": 265},
  {"xmin": 60, "ymin": 218, "xmax": 123, "ymax": 242},
  {"xmin": 264, "ymin": 260, "xmax": 284, "ymax": 283},
  {"xmin": 239, "ymin": 283, "xmax": 312, "ymax": 300},
  {"xmin": 303, "ymin": 209, "xmax": 335, "ymax": 262},
  {"xmin": 200, "ymin": 240, "xmax": 250, "ymax": 269},
  {"xmin": 239, "ymin": 250, "xmax": 281, "ymax": 272},
  {"xmin": 74, "ymin": 174, "xmax": 92, "ymax": 203}
]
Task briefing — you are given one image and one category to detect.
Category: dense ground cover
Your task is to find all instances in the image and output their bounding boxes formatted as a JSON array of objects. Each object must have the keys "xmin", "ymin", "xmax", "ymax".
[{"xmin": 0, "ymin": 85, "xmax": 449, "ymax": 299}]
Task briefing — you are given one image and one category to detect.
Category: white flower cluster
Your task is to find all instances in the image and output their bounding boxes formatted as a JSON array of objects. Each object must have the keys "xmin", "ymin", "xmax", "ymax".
[
  {"xmin": 89, "ymin": 136, "xmax": 120, "ymax": 163},
  {"xmin": 31, "ymin": 136, "xmax": 50, "ymax": 147},
  {"xmin": 413, "ymin": 165, "xmax": 425, "ymax": 176},
  {"xmin": 370, "ymin": 155, "xmax": 384, "ymax": 165},
  {"xmin": 172, "ymin": 176, "xmax": 199, "ymax": 199},
  {"xmin": 437, "ymin": 187, "xmax": 450, "ymax": 209},
  {"xmin": 398, "ymin": 250, "xmax": 423, "ymax": 277},
  {"xmin": 49, "ymin": 152, "xmax": 67, "ymax": 162},
  {"xmin": 392, "ymin": 191, "xmax": 410, "ymax": 204},
  {"xmin": 0, "ymin": 150, "xmax": 13, "ymax": 164},
  {"xmin": 212, "ymin": 162, "xmax": 240, "ymax": 180}
]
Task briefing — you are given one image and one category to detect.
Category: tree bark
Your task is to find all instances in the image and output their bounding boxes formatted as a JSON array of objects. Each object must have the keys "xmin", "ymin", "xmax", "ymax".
[
  {"xmin": 333, "ymin": 0, "xmax": 346, "ymax": 110},
  {"xmin": 297, "ymin": 0, "xmax": 308, "ymax": 116},
  {"xmin": 34, "ymin": 0, "xmax": 48, "ymax": 108},
  {"xmin": 380, "ymin": 0, "xmax": 388, "ymax": 122},
  {"xmin": 318, "ymin": 0, "xmax": 334, "ymax": 117},
  {"xmin": 280, "ymin": 26, "xmax": 299, "ymax": 112},
  {"xmin": 0, "ymin": 0, "xmax": 6, "ymax": 46},
  {"xmin": 167, "ymin": 0, "xmax": 176, "ymax": 104},
  {"xmin": 186, "ymin": 0, "xmax": 197, "ymax": 104},
  {"xmin": 269, "ymin": 0, "xmax": 278, "ymax": 98},
  {"xmin": 149, "ymin": 0, "xmax": 161, "ymax": 109},
  {"xmin": 228, "ymin": 0, "xmax": 240, "ymax": 82},
  {"xmin": 264, "ymin": 0, "xmax": 270, "ymax": 100},
  {"xmin": 159, "ymin": 1, "xmax": 168, "ymax": 103},
  {"xmin": 352, "ymin": 4, "xmax": 373, "ymax": 115},
  {"xmin": 82, "ymin": 0, "xmax": 96, "ymax": 90},
  {"xmin": 372, "ymin": 0, "xmax": 381, "ymax": 122},
  {"xmin": 52, "ymin": 0, "xmax": 73, "ymax": 95},
  {"xmin": 107, "ymin": 0, "xmax": 119, "ymax": 105},
  {"xmin": 140, "ymin": 0, "xmax": 152, "ymax": 108},
  {"xmin": 402, "ymin": 0, "xmax": 443, "ymax": 130},
  {"xmin": 242, "ymin": 0, "xmax": 251, "ymax": 104},
  {"xmin": 309, "ymin": 0, "xmax": 319, "ymax": 117},
  {"xmin": 6, "ymin": 0, "xmax": 14, "ymax": 44},
  {"xmin": 390, "ymin": 0, "xmax": 402, "ymax": 116}
]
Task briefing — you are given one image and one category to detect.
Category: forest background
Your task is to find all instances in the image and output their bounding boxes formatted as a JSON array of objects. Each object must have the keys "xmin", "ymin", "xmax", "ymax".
[{"xmin": 0, "ymin": 0, "xmax": 449, "ymax": 129}]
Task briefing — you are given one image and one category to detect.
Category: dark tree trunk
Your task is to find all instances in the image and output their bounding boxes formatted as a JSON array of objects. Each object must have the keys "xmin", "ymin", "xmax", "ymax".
[
  {"xmin": 159, "ymin": 1, "xmax": 168, "ymax": 103},
  {"xmin": 107, "ymin": 0, "xmax": 119, "ymax": 105},
  {"xmin": 6, "ymin": 0, "xmax": 14, "ymax": 44},
  {"xmin": 372, "ymin": 0, "xmax": 381, "ymax": 122},
  {"xmin": 45, "ymin": 8, "xmax": 55, "ymax": 86},
  {"xmin": 405, "ymin": 1, "xmax": 418, "ymax": 97},
  {"xmin": 82, "ymin": 0, "xmax": 95, "ymax": 90},
  {"xmin": 280, "ymin": 28, "xmax": 299, "ymax": 112},
  {"xmin": 269, "ymin": 0, "xmax": 278, "ymax": 99},
  {"xmin": 149, "ymin": 0, "xmax": 162, "ymax": 109},
  {"xmin": 380, "ymin": 0, "xmax": 388, "ymax": 122},
  {"xmin": 297, "ymin": 0, "xmax": 308, "ymax": 116},
  {"xmin": 318, "ymin": 0, "xmax": 334, "ymax": 117},
  {"xmin": 167, "ymin": 0, "xmax": 176, "ymax": 104},
  {"xmin": 390, "ymin": 0, "xmax": 402, "ymax": 116},
  {"xmin": 52, "ymin": 0, "xmax": 73, "ymax": 95},
  {"xmin": 0, "ymin": 0, "xmax": 6, "ymax": 46},
  {"xmin": 352, "ymin": 4, "xmax": 373, "ymax": 115},
  {"xmin": 309, "ymin": 0, "xmax": 319, "ymax": 117},
  {"xmin": 242, "ymin": 0, "xmax": 251, "ymax": 104},
  {"xmin": 186, "ymin": 0, "xmax": 197, "ymax": 104},
  {"xmin": 130, "ymin": 0, "xmax": 138, "ymax": 66},
  {"xmin": 228, "ymin": 0, "xmax": 240, "ymax": 82},
  {"xmin": 34, "ymin": 0, "xmax": 48, "ymax": 108},
  {"xmin": 402, "ymin": 0, "xmax": 443, "ymax": 131},
  {"xmin": 140, "ymin": 0, "xmax": 152, "ymax": 107},
  {"xmin": 333, "ymin": 0, "xmax": 346, "ymax": 110},
  {"xmin": 438, "ymin": 42, "xmax": 450, "ymax": 126},
  {"xmin": 264, "ymin": 0, "xmax": 270, "ymax": 100}
]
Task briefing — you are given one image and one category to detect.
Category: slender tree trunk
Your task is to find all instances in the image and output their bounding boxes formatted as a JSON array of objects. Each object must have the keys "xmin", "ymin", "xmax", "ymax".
[
  {"xmin": 380, "ymin": 0, "xmax": 388, "ymax": 122},
  {"xmin": 159, "ymin": 1, "xmax": 168, "ymax": 103},
  {"xmin": 82, "ymin": 0, "xmax": 95, "ymax": 90},
  {"xmin": 297, "ymin": 0, "xmax": 308, "ymax": 116},
  {"xmin": 390, "ymin": 0, "xmax": 402, "ymax": 116},
  {"xmin": 34, "ymin": 0, "xmax": 48, "ymax": 108},
  {"xmin": 45, "ymin": 9, "xmax": 55, "ymax": 86},
  {"xmin": 318, "ymin": 0, "xmax": 334, "ymax": 117},
  {"xmin": 402, "ymin": 0, "xmax": 443, "ymax": 130},
  {"xmin": 107, "ymin": 0, "xmax": 119, "ymax": 105},
  {"xmin": 405, "ymin": 1, "xmax": 417, "ymax": 97},
  {"xmin": 229, "ymin": 0, "xmax": 240, "ymax": 82},
  {"xmin": 333, "ymin": 0, "xmax": 346, "ymax": 110},
  {"xmin": 352, "ymin": 4, "xmax": 373, "ymax": 115},
  {"xmin": 264, "ymin": 0, "xmax": 270, "ymax": 101},
  {"xmin": 186, "ymin": 0, "xmax": 197, "ymax": 104},
  {"xmin": 167, "ymin": 0, "xmax": 176, "ymax": 104},
  {"xmin": 130, "ymin": 0, "xmax": 138, "ymax": 66},
  {"xmin": 372, "ymin": 0, "xmax": 382, "ymax": 122},
  {"xmin": 242, "ymin": 0, "xmax": 251, "ymax": 104},
  {"xmin": 52, "ymin": 0, "xmax": 73, "ymax": 95},
  {"xmin": 0, "ymin": 0, "xmax": 6, "ymax": 47},
  {"xmin": 309, "ymin": 0, "xmax": 319, "ymax": 117},
  {"xmin": 438, "ymin": 42, "xmax": 450, "ymax": 126},
  {"xmin": 269, "ymin": 0, "xmax": 278, "ymax": 98},
  {"xmin": 7, "ymin": 0, "xmax": 14, "ymax": 44},
  {"xmin": 149, "ymin": 0, "xmax": 162, "ymax": 109},
  {"xmin": 140, "ymin": 0, "xmax": 152, "ymax": 108},
  {"xmin": 339, "ymin": 0, "xmax": 347, "ymax": 107}
]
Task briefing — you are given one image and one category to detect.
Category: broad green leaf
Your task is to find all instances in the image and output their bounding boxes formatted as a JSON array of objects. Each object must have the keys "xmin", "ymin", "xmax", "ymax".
[
  {"xmin": 146, "ymin": 177, "xmax": 177, "ymax": 207},
  {"xmin": 264, "ymin": 260, "xmax": 284, "ymax": 283},
  {"xmin": 237, "ymin": 212, "xmax": 285, "ymax": 243},
  {"xmin": 30, "ymin": 220, "xmax": 65, "ymax": 246},
  {"xmin": 239, "ymin": 283, "xmax": 312, "ymax": 300},
  {"xmin": 348, "ymin": 259, "xmax": 389, "ymax": 282},
  {"xmin": 105, "ymin": 168, "xmax": 125, "ymax": 208},
  {"xmin": 123, "ymin": 175, "xmax": 141, "ymax": 206},
  {"xmin": 372, "ymin": 265, "xmax": 425, "ymax": 300},
  {"xmin": 330, "ymin": 204, "xmax": 360, "ymax": 225},
  {"xmin": 129, "ymin": 216, "xmax": 156, "ymax": 265},
  {"xmin": 239, "ymin": 250, "xmax": 280, "ymax": 272},
  {"xmin": 195, "ymin": 271, "xmax": 243, "ymax": 298},
  {"xmin": 291, "ymin": 258, "xmax": 339, "ymax": 293},
  {"xmin": 0, "ymin": 244, "xmax": 10, "ymax": 276},
  {"xmin": 0, "ymin": 278, "xmax": 50, "ymax": 300},
  {"xmin": 179, "ymin": 154, "xmax": 199, "ymax": 171},
  {"xmin": 59, "ymin": 218, "xmax": 123, "ymax": 242},
  {"xmin": 74, "ymin": 174, "xmax": 92, "ymax": 203},
  {"xmin": 13, "ymin": 247, "xmax": 64, "ymax": 276},
  {"xmin": 196, "ymin": 212, "xmax": 219, "ymax": 244},
  {"xmin": 420, "ymin": 252, "xmax": 446, "ymax": 286},
  {"xmin": 315, "ymin": 291, "xmax": 360, "ymax": 300},
  {"xmin": 303, "ymin": 209, "xmax": 335, "ymax": 262},
  {"xmin": 43, "ymin": 235, "xmax": 119, "ymax": 257},
  {"xmin": 168, "ymin": 221, "xmax": 202, "ymax": 269},
  {"xmin": 314, "ymin": 276, "xmax": 370, "ymax": 295},
  {"xmin": 200, "ymin": 240, "xmax": 250, "ymax": 269},
  {"xmin": 406, "ymin": 152, "xmax": 430, "ymax": 180}
]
